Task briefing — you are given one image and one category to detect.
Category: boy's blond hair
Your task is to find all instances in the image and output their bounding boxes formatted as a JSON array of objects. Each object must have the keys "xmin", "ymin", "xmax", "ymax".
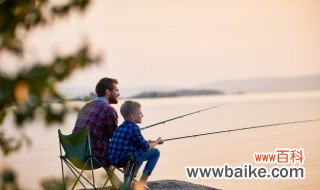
[{"xmin": 120, "ymin": 100, "xmax": 141, "ymax": 120}]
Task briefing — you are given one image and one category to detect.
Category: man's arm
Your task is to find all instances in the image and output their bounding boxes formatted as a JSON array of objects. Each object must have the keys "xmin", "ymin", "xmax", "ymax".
[{"xmin": 105, "ymin": 107, "xmax": 118, "ymax": 138}]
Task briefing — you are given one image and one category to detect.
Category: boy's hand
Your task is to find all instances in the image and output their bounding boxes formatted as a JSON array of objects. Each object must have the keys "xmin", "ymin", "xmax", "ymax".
[
  {"xmin": 156, "ymin": 137, "xmax": 164, "ymax": 145},
  {"xmin": 148, "ymin": 137, "xmax": 164, "ymax": 149}
]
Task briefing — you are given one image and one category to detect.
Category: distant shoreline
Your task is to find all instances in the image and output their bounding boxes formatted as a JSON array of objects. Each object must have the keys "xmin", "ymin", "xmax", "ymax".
[{"xmin": 129, "ymin": 89, "xmax": 225, "ymax": 99}]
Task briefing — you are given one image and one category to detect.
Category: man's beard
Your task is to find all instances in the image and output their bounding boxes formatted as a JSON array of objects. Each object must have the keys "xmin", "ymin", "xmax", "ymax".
[{"xmin": 109, "ymin": 94, "xmax": 118, "ymax": 104}]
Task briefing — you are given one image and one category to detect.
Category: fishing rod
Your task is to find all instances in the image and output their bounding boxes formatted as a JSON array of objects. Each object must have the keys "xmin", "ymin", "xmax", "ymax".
[
  {"xmin": 163, "ymin": 118, "xmax": 320, "ymax": 142},
  {"xmin": 141, "ymin": 102, "xmax": 230, "ymax": 131}
]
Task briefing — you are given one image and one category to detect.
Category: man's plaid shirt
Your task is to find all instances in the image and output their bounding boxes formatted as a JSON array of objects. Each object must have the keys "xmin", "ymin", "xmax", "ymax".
[
  {"xmin": 108, "ymin": 120, "xmax": 150, "ymax": 166},
  {"xmin": 73, "ymin": 97, "xmax": 118, "ymax": 166}
]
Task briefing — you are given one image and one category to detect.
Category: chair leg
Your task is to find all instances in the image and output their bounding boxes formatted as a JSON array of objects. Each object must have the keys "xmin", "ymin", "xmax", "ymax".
[
  {"xmin": 59, "ymin": 142, "xmax": 67, "ymax": 190},
  {"xmin": 64, "ymin": 160, "xmax": 94, "ymax": 190},
  {"xmin": 104, "ymin": 167, "xmax": 117, "ymax": 188},
  {"xmin": 60, "ymin": 157, "xmax": 66, "ymax": 190},
  {"xmin": 120, "ymin": 160, "xmax": 136, "ymax": 190},
  {"xmin": 90, "ymin": 158, "xmax": 96, "ymax": 188},
  {"xmin": 69, "ymin": 163, "xmax": 88, "ymax": 190}
]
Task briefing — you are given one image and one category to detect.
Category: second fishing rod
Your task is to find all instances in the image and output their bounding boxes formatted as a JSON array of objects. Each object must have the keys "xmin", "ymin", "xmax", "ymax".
[{"xmin": 140, "ymin": 102, "xmax": 230, "ymax": 130}]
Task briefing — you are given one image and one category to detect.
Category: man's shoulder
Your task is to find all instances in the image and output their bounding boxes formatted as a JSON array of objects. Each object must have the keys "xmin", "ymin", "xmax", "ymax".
[{"xmin": 84, "ymin": 100, "xmax": 116, "ymax": 112}]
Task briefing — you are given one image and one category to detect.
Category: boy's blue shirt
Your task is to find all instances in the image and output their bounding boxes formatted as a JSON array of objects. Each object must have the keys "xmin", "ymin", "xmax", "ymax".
[{"xmin": 108, "ymin": 120, "xmax": 150, "ymax": 165}]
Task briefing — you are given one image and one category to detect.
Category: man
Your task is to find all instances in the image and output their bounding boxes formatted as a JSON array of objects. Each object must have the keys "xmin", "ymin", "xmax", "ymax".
[{"xmin": 73, "ymin": 77, "xmax": 120, "ymax": 167}]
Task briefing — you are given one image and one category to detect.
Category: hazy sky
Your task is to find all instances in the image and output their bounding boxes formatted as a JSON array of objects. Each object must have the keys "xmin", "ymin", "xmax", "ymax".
[{"xmin": 3, "ymin": 0, "xmax": 320, "ymax": 95}]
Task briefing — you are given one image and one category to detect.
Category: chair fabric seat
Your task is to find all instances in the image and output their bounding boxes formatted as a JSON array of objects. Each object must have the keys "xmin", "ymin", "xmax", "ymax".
[{"xmin": 59, "ymin": 128, "xmax": 101, "ymax": 170}]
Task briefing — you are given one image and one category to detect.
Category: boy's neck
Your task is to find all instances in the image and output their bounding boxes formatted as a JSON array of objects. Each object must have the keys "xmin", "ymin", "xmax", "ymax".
[{"xmin": 126, "ymin": 119, "xmax": 138, "ymax": 124}]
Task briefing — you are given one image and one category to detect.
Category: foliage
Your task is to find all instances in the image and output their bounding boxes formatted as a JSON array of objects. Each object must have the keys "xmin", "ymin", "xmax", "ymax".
[
  {"xmin": 0, "ymin": 0, "xmax": 90, "ymax": 54},
  {"xmin": 0, "ymin": 168, "xmax": 19, "ymax": 190},
  {"xmin": 0, "ymin": 46, "xmax": 99, "ymax": 126},
  {"xmin": 0, "ymin": 131, "xmax": 23, "ymax": 155},
  {"xmin": 41, "ymin": 176, "xmax": 72, "ymax": 190},
  {"xmin": 0, "ymin": 0, "xmax": 98, "ymax": 188}
]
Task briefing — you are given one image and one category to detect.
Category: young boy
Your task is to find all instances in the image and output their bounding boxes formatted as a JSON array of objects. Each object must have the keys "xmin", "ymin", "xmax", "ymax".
[{"xmin": 108, "ymin": 100, "xmax": 164, "ymax": 189}]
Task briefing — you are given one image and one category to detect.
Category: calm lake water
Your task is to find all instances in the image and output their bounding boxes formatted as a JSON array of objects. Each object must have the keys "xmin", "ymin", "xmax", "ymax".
[{"xmin": 1, "ymin": 91, "xmax": 320, "ymax": 190}]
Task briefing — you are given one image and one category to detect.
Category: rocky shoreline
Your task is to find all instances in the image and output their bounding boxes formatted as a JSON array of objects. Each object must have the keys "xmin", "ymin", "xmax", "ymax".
[{"xmin": 148, "ymin": 180, "xmax": 219, "ymax": 190}]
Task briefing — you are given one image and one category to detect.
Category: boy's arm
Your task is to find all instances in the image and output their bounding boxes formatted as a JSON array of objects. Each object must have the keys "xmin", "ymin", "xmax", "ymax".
[{"xmin": 132, "ymin": 125, "xmax": 150, "ymax": 151}]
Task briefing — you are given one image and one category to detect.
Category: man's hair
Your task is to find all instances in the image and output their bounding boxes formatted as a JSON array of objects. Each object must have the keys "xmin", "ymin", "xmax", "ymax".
[
  {"xmin": 120, "ymin": 100, "xmax": 141, "ymax": 120},
  {"xmin": 95, "ymin": 77, "xmax": 118, "ymax": 97}
]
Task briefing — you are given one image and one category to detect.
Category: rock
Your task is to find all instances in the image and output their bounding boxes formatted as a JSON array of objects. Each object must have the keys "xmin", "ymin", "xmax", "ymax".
[{"xmin": 148, "ymin": 180, "xmax": 219, "ymax": 190}]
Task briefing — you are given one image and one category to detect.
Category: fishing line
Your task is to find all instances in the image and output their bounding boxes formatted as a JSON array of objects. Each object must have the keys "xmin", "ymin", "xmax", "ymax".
[
  {"xmin": 141, "ymin": 102, "xmax": 230, "ymax": 131},
  {"xmin": 163, "ymin": 118, "xmax": 320, "ymax": 142}
]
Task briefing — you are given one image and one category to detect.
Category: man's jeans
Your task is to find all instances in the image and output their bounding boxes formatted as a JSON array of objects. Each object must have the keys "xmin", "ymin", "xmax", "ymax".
[{"xmin": 134, "ymin": 148, "xmax": 160, "ymax": 176}]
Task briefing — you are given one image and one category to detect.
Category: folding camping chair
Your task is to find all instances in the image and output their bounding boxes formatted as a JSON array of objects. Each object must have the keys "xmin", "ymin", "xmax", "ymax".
[
  {"xmin": 58, "ymin": 127, "xmax": 113, "ymax": 189},
  {"xmin": 58, "ymin": 127, "xmax": 137, "ymax": 190}
]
